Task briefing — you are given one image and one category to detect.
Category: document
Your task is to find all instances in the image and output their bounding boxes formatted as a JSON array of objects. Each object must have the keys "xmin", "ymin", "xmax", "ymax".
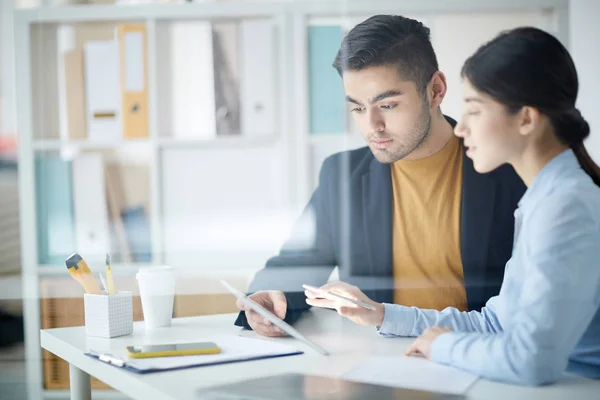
[{"xmin": 343, "ymin": 356, "xmax": 479, "ymax": 395}]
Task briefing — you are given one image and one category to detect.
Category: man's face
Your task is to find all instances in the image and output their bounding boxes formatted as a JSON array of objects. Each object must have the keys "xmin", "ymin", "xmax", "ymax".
[{"xmin": 342, "ymin": 65, "xmax": 431, "ymax": 164}]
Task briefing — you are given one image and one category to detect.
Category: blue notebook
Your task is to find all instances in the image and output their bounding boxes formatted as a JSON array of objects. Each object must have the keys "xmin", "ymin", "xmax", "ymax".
[{"xmin": 85, "ymin": 335, "xmax": 304, "ymax": 374}]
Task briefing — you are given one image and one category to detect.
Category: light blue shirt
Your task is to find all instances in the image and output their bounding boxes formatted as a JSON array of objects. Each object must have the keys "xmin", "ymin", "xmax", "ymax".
[{"xmin": 377, "ymin": 149, "xmax": 600, "ymax": 386}]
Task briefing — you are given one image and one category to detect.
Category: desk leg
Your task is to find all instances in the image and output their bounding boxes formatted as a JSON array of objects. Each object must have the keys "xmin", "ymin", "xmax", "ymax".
[{"xmin": 69, "ymin": 363, "xmax": 91, "ymax": 400}]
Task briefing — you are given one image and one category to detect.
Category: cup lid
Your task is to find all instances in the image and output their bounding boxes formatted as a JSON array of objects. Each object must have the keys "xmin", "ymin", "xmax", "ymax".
[{"xmin": 136, "ymin": 265, "xmax": 174, "ymax": 279}]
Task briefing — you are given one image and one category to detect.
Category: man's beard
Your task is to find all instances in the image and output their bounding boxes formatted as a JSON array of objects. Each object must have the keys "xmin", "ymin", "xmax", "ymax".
[{"xmin": 371, "ymin": 98, "xmax": 431, "ymax": 164}]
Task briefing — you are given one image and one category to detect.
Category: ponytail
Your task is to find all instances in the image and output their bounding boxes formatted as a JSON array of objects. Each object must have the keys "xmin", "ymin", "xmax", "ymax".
[
  {"xmin": 572, "ymin": 143, "xmax": 600, "ymax": 187},
  {"xmin": 550, "ymin": 108, "xmax": 600, "ymax": 187}
]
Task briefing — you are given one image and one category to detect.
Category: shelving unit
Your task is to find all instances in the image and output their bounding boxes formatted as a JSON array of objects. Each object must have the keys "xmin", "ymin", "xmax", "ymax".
[
  {"xmin": 16, "ymin": 3, "xmax": 294, "ymax": 398},
  {"xmin": 14, "ymin": 1, "xmax": 569, "ymax": 398}
]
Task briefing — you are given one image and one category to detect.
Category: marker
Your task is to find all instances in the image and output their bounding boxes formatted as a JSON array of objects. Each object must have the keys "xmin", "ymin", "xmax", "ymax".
[{"xmin": 65, "ymin": 253, "xmax": 102, "ymax": 295}]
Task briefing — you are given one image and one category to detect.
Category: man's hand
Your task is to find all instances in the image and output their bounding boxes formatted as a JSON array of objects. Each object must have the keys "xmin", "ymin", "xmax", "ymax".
[
  {"xmin": 404, "ymin": 326, "xmax": 453, "ymax": 359},
  {"xmin": 236, "ymin": 290, "xmax": 287, "ymax": 337},
  {"xmin": 305, "ymin": 281, "xmax": 385, "ymax": 327}
]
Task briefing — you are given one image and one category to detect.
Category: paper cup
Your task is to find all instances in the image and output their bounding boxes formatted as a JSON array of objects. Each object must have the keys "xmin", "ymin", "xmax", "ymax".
[{"xmin": 136, "ymin": 266, "xmax": 175, "ymax": 328}]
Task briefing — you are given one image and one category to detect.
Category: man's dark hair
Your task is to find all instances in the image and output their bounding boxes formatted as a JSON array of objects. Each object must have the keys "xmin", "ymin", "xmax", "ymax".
[{"xmin": 333, "ymin": 15, "xmax": 439, "ymax": 93}]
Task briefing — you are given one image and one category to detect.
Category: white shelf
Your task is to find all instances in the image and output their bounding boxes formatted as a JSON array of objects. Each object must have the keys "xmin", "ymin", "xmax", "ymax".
[
  {"xmin": 43, "ymin": 389, "xmax": 128, "ymax": 400},
  {"xmin": 14, "ymin": 2, "xmax": 287, "ymax": 23},
  {"xmin": 12, "ymin": 0, "xmax": 570, "ymax": 26},
  {"xmin": 292, "ymin": 0, "xmax": 569, "ymax": 15},
  {"xmin": 30, "ymin": 136, "xmax": 281, "ymax": 151},
  {"xmin": 37, "ymin": 263, "xmax": 155, "ymax": 277},
  {"xmin": 157, "ymin": 134, "xmax": 279, "ymax": 149},
  {"xmin": 32, "ymin": 138, "xmax": 153, "ymax": 151}
]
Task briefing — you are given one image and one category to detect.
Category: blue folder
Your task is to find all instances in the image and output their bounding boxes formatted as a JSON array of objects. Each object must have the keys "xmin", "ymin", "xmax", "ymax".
[
  {"xmin": 35, "ymin": 155, "xmax": 76, "ymax": 265},
  {"xmin": 308, "ymin": 25, "xmax": 346, "ymax": 134}
]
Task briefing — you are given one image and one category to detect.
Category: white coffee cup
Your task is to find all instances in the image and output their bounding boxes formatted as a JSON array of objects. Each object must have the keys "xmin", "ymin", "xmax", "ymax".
[{"xmin": 136, "ymin": 266, "xmax": 175, "ymax": 328}]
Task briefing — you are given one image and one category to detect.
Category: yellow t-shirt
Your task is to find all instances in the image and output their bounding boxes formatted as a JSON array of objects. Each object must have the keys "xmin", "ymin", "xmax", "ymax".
[{"xmin": 391, "ymin": 135, "xmax": 468, "ymax": 311}]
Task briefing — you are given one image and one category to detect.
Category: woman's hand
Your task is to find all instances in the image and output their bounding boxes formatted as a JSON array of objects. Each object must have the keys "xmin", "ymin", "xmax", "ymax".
[
  {"xmin": 305, "ymin": 281, "xmax": 385, "ymax": 326},
  {"xmin": 404, "ymin": 326, "xmax": 453, "ymax": 359}
]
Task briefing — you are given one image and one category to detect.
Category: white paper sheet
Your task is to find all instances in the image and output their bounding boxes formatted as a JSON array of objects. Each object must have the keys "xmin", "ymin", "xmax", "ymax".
[{"xmin": 343, "ymin": 356, "xmax": 479, "ymax": 395}]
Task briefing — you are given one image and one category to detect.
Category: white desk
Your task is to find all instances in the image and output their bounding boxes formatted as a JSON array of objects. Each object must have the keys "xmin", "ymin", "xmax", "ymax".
[{"xmin": 40, "ymin": 308, "xmax": 600, "ymax": 400}]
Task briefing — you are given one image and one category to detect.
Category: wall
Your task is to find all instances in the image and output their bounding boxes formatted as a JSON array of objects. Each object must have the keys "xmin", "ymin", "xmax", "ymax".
[
  {"xmin": 0, "ymin": 1, "xmax": 16, "ymax": 136},
  {"xmin": 570, "ymin": 0, "xmax": 600, "ymax": 162}
]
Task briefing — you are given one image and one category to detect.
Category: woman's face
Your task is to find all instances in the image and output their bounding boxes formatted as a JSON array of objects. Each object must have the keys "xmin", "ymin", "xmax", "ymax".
[{"xmin": 454, "ymin": 79, "xmax": 525, "ymax": 173}]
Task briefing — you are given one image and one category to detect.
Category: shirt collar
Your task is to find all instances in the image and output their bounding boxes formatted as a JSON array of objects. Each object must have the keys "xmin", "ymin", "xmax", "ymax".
[{"xmin": 518, "ymin": 149, "xmax": 579, "ymax": 210}]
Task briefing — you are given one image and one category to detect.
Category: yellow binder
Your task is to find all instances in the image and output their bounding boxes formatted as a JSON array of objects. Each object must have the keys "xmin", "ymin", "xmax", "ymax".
[{"xmin": 118, "ymin": 24, "xmax": 148, "ymax": 139}]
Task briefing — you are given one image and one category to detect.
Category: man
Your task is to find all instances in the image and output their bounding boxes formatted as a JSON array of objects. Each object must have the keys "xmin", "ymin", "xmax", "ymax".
[{"xmin": 235, "ymin": 15, "xmax": 525, "ymax": 336}]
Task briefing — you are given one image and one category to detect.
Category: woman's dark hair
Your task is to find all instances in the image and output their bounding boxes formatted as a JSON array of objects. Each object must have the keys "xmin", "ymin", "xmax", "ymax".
[
  {"xmin": 333, "ymin": 15, "xmax": 438, "ymax": 93},
  {"xmin": 461, "ymin": 27, "xmax": 600, "ymax": 187}
]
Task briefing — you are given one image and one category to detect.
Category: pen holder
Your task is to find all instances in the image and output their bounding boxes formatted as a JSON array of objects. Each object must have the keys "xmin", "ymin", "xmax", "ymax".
[{"xmin": 84, "ymin": 291, "xmax": 133, "ymax": 338}]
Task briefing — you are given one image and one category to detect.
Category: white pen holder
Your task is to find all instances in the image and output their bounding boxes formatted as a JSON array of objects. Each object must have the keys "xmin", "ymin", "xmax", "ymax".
[{"xmin": 84, "ymin": 291, "xmax": 133, "ymax": 338}]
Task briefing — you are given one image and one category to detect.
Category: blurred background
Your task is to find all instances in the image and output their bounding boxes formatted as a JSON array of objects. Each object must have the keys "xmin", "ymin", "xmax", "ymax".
[{"xmin": 0, "ymin": 0, "xmax": 598, "ymax": 398}]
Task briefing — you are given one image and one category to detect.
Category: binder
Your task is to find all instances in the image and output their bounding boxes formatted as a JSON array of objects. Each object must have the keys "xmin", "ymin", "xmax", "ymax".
[
  {"xmin": 121, "ymin": 205, "xmax": 152, "ymax": 262},
  {"xmin": 84, "ymin": 40, "xmax": 122, "ymax": 142},
  {"xmin": 240, "ymin": 20, "xmax": 275, "ymax": 136},
  {"xmin": 57, "ymin": 25, "xmax": 86, "ymax": 140},
  {"xmin": 57, "ymin": 23, "xmax": 115, "ymax": 140},
  {"xmin": 118, "ymin": 24, "xmax": 149, "ymax": 139},
  {"xmin": 63, "ymin": 50, "xmax": 87, "ymax": 139},
  {"xmin": 212, "ymin": 22, "xmax": 241, "ymax": 136},
  {"xmin": 170, "ymin": 21, "xmax": 216, "ymax": 139},
  {"xmin": 72, "ymin": 153, "xmax": 111, "ymax": 261},
  {"xmin": 85, "ymin": 335, "xmax": 303, "ymax": 374},
  {"xmin": 104, "ymin": 167, "xmax": 132, "ymax": 263}
]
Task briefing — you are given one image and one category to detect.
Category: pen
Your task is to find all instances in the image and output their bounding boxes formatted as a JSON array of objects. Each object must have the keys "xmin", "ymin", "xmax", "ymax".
[
  {"xmin": 302, "ymin": 284, "xmax": 377, "ymax": 311},
  {"xmin": 105, "ymin": 253, "xmax": 117, "ymax": 295},
  {"xmin": 98, "ymin": 273, "xmax": 108, "ymax": 294}
]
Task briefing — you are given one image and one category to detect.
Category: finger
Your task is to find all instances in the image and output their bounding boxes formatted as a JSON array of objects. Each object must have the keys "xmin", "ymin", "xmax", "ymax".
[
  {"xmin": 247, "ymin": 318, "xmax": 278, "ymax": 335},
  {"xmin": 319, "ymin": 281, "xmax": 347, "ymax": 292},
  {"xmin": 338, "ymin": 305, "xmax": 360, "ymax": 317},
  {"xmin": 306, "ymin": 298, "xmax": 337, "ymax": 309},
  {"xmin": 330, "ymin": 289, "xmax": 359, "ymax": 300},
  {"xmin": 254, "ymin": 326, "xmax": 284, "ymax": 337},
  {"xmin": 404, "ymin": 341, "xmax": 421, "ymax": 357},
  {"xmin": 304, "ymin": 289, "xmax": 322, "ymax": 299},
  {"xmin": 268, "ymin": 291, "xmax": 288, "ymax": 319},
  {"xmin": 254, "ymin": 323, "xmax": 286, "ymax": 337},
  {"xmin": 235, "ymin": 299, "xmax": 249, "ymax": 311},
  {"xmin": 320, "ymin": 282, "xmax": 359, "ymax": 300},
  {"xmin": 246, "ymin": 310, "xmax": 272, "ymax": 326}
]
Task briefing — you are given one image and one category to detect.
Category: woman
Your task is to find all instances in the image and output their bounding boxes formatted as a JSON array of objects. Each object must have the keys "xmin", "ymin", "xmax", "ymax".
[{"xmin": 305, "ymin": 27, "xmax": 600, "ymax": 386}]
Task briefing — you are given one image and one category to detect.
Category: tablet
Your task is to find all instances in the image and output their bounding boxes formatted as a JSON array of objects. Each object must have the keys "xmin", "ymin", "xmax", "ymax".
[{"xmin": 220, "ymin": 280, "xmax": 329, "ymax": 356}]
